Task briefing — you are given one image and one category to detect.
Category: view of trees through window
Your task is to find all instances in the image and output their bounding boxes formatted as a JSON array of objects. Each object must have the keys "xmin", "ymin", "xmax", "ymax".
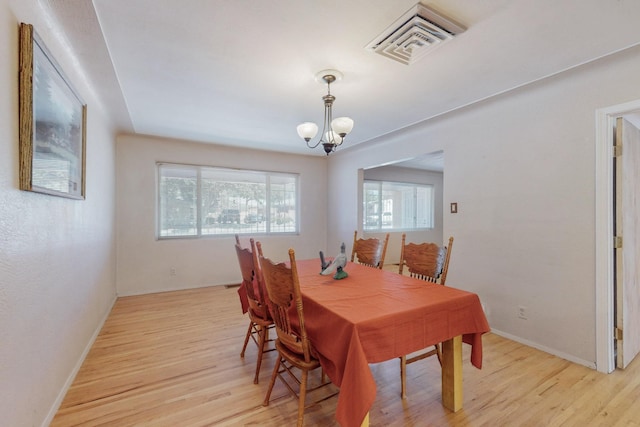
[
  {"xmin": 363, "ymin": 180, "xmax": 434, "ymax": 231},
  {"xmin": 158, "ymin": 164, "xmax": 298, "ymax": 237}
]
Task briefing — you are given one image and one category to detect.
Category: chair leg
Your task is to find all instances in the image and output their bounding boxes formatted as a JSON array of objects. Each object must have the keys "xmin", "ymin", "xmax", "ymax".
[
  {"xmin": 400, "ymin": 355, "xmax": 407, "ymax": 398},
  {"xmin": 254, "ymin": 326, "xmax": 267, "ymax": 384},
  {"xmin": 297, "ymin": 369, "xmax": 308, "ymax": 427},
  {"xmin": 435, "ymin": 344, "xmax": 442, "ymax": 366},
  {"xmin": 263, "ymin": 356, "xmax": 281, "ymax": 406},
  {"xmin": 240, "ymin": 321, "xmax": 253, "ymax": 357}
]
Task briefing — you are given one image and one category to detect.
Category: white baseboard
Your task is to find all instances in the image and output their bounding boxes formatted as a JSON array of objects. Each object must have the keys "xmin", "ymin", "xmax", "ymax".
[
  {"xmin": 117, "ymin": 282, "xmax": 228, "ymax": 297},
  {"xmin": 490, "ymin": 328, "xmax": 596, "ymax": 370},
  {"xmin": 42, "ymin": 294, "xmax": 118, "ymax": 427}
]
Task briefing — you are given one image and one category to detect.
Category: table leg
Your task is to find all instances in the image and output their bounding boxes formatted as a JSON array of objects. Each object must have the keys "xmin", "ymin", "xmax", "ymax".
[
  {"xmin": 360, "ymin": 412, "xmax": 369, "ymax": 426},
  {"xmin": 441, "ymin": 335, "xmax": 463, "ymax": 411}
]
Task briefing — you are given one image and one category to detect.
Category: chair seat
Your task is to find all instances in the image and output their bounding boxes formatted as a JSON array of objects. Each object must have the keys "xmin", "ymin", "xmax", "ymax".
[
  {"xmin": 247, "ymin": 298, "xmax": 272, "ymax": 324},
  {"xmin": 249, "ymin": 311, "xmax": 272, "ymax": 327},
  {"xmin": 275, "ymin": 340, "xmax": 322, "ymax": 371}
]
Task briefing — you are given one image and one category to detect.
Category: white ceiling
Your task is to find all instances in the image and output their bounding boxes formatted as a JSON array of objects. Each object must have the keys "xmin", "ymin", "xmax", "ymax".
[{"xmin": 46, "ymin": 0, "xmax": 640, "ymax": 166}]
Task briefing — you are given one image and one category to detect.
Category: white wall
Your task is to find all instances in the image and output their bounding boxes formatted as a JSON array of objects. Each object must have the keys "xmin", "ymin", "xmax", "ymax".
[
  {"xmin": 327, "ymin": 44, "xmax": 640, "ymax": 367},
  {"xmin": 116, "ymin": 134, "xmax": 328, "ymax": 296},
  {"xmin": 0, "ymin": 1, "xmax": 117, "ymax": 426},
  {"xmin": 362, "ymin": 165, "xmax": 444, "ymax": 264}
]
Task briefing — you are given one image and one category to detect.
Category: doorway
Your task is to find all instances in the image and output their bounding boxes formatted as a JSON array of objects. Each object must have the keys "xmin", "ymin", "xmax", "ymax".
[
  {"xmin": 596, "ymin": 101, "xmax": 640, "ymax": 373},
  {"xmin": 359, "ymin": 151, "xmax": 445, "ymax": 264},
  {"xmin": 613, "ymin": 117, "xmax": 640, "ymax": 369}
]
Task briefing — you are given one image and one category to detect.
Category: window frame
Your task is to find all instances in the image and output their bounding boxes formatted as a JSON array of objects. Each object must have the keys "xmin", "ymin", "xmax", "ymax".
[{"xmin": 157, "ymin": 162, "xmax": 299, "ymax": 239}]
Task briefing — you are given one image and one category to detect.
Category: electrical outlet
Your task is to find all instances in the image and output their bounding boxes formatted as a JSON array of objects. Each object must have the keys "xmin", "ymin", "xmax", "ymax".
[
  {"xmin": 517, "ymin": 305, "xmax": 527, "ymax": 320},
  {"xmin": 170, "ymin": 267, "xmax": 176, "ymax": 276}
]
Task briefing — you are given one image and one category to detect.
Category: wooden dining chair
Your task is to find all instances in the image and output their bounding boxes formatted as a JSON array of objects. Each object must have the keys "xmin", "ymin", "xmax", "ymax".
[
  {"xmin": 350, "ymin": 231, "xmax": 390, "ymax": 269},
  {"xmin": 235, "ymin": 238, "xmax": 275, "ymax": 384},
  {"xmin": 398, "ymin": 235, "xmax": 454, "ymax": 398},
  {"xmin": 259, "ymin": 247, "xmax": 336, "ymax": 427},
  {"xmin": 234, "ymin": 235, "xmax": 250, "ymax": 315}
]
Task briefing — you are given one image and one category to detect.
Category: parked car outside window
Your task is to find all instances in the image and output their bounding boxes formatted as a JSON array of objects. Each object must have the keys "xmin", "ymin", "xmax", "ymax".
[
  {"xmin": 244, "ymin": 214, "xmax": 264, "ymax": 224},
  {"xmin": 218, "ymin": 209, "xmax": 241, "ymax": 224}
]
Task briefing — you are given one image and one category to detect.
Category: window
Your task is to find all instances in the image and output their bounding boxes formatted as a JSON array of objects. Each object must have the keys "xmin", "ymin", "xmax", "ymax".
[
  {"xmin": 363, "ymin": 180, "xmax": 434, "ymax": 231},
  {"xmin": 158, "ymin": 163, "xmax": 298, "ymax": 238}
]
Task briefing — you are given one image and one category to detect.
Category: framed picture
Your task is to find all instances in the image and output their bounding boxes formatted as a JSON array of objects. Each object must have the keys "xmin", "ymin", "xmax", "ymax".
[{"xmin": 19, "ymin": 23, "xmax": 86, "ymax": 199}]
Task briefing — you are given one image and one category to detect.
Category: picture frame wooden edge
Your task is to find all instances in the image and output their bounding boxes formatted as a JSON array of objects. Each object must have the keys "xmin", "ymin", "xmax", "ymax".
[
  {"xmin": 18, "ymin": 22, "xmax": 87, "ymax": 200},
  {"xmin": 18, "ymin": 22, "xmax": 34, "ymax": 192}
]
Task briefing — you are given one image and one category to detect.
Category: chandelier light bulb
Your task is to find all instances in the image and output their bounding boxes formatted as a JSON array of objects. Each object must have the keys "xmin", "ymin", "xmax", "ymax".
[{"xmin": 324, "ymin": 131, "xmax": 343, "ymax": 146}]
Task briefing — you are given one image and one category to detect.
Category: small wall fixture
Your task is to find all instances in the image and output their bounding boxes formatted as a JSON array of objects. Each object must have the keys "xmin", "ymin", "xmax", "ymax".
[{"xmin": 297, "ymin": 69, "xmax": 354, "ymax": 155}]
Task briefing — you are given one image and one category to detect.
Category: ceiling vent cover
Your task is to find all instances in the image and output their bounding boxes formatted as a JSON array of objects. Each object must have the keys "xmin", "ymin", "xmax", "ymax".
[{"xmin": 366, "ymin": 3, "xmax": 465, "ymax": 65}]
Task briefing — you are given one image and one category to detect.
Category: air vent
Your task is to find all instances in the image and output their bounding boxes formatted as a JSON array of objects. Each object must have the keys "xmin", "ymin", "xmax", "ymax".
[{"xmin": 366, "ymin": 3, "xmax": 465, "ymax": 65}]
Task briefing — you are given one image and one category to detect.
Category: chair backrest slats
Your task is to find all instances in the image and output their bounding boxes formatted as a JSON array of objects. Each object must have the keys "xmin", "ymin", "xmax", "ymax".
[
  {"xmin": 351, "ymin": 231, "xmax": 390, "ymax": 269},
  {"xmin": 439, "ymin": 236, "xmax": 454, "ymax": 286},
  {"xmin": 399, "ymin": 235, "xmax": 454, "ymax": 285},
  {"xmin": 235, "ymin": 238, "xmax": 270, "ymax": 320}
]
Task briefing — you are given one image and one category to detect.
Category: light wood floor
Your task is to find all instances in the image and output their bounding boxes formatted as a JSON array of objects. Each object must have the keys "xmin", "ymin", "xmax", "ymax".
[{"xmin": 52, "ymin": 285, "xmax": 640, "ymax": 426}]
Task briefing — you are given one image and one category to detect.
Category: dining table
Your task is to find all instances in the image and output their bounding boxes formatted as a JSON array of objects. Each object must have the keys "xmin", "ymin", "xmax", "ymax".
[{"xmin": 292, "ymin": 259, "xmax": 490, "ymax": 427}]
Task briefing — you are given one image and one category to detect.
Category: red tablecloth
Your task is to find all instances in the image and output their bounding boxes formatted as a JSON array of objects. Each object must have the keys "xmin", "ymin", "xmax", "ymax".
[{"xmin": 294, "ymin": 259, "xmax": 490, "ymax": 427}]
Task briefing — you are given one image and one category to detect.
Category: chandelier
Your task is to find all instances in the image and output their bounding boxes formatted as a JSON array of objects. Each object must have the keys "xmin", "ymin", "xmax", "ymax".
[{"xmin": 296, "ymin": 69, "xmax": 354, "ymax": 155}]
